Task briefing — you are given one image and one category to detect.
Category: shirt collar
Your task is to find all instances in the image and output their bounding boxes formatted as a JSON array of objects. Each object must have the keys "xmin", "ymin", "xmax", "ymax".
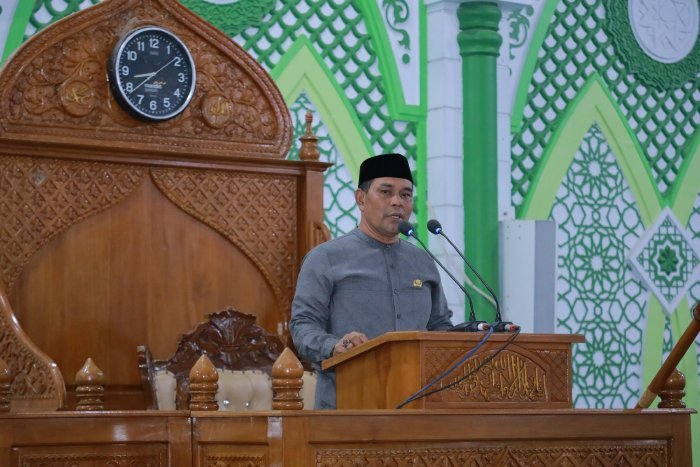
[{"xmin": 352, "ymin": 227, "xmax": 401, "ymax": 249}]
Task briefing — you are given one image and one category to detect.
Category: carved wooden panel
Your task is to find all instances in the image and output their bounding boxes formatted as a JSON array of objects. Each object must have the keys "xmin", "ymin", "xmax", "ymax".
[
  {"xmin": 0, "ymin": 0, "xmax": 292, "ymax": 160},
  {"xmin": 151, "ymin": 167, "xmax": 298, "ymax": 314},
  {"xmin": 11, "ymin": 443, "xmax": 168, "ymax": 466},
  {"xmin": 0, "ymin": 156, "xmax": 145, "ymax": 292},
  {"xmin": 199, "ymin": 445, "xmax": 267, "ymax": 467},
  {"xmin": 0, "ymin": 155, "xmax": 142, "ymax": 409},
  {"xmin": 315, "ymin": 442, "xmax": 668, "ymax": 466},
  {"xmin": 0, "ymin": 289, "xmax": 65, "ymax": 410},
  {"xmin": 423, "ymin": 343, "xmax": 570, "ymax": 405}
]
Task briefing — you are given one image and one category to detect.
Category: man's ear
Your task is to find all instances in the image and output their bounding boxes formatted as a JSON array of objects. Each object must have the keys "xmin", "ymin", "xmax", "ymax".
[{"xmin": 355, "ymin": 188, "xmax": 366, "ymax": 211}]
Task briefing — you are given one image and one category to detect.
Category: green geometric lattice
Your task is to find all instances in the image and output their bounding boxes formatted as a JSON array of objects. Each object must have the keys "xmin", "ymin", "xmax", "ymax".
[
  {"xmin": 552, "ymin": 124, "xmax": 647, "ymax": 409},
  {"xmin": 606, "ymin": 1, "xmax": 700, "ymax": 90},
  {"xmin": 234, "ymin": 0, "xmax": 418, "ymax": 172},
  {"xmin": 288, "ymin": 93, "xmax": 360, "ymax": 237},
  {"xmin": 512, "ymin": 0, "xmax": 700, "ymax": 206},
  {"xmin": 178, "ymin": 0, "xmax": 276, "ymax": 37},
  {"xmin": 630, "ymin": 210, "xmax": 700, "ymax": 312},
  {"xmin": 688, "ymin": 196, "xmax": 700, "ymax": 390},
  {"xmin": 24, "ymin": 0, "xmax": 101, "ymax": 39}
]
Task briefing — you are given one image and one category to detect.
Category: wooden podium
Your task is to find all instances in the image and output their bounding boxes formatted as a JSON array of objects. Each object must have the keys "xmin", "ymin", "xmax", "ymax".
[{"xmin": 322, "ymin": 331, "xmax": 585, "ymax": 410}]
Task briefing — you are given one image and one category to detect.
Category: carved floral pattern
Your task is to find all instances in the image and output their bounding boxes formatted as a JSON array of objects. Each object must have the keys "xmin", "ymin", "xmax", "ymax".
[
  {"xmin": 0, "ymin": 292, "xmax": 62, "ymax": 403},
  {"xmin": 203, "ymin": 454, "xmax": 266, "ymax": 466},
  {"xmin": 0, "ymin": 0, "xmax": 291, "ymax": 158},
  {"xmin": 0, "ymin": 157, "xmax": 145, "ymax": 292},
  {"xmin": 316, "ymin": 443, "xmax": 667, "ymax": 466},
  {"xmin": 151, "ymin": 168, "xmax": 297, "ymax": 314},
  {"xmin": 15, "ymin": 448, "xmax": 166, "ymax": 466}
]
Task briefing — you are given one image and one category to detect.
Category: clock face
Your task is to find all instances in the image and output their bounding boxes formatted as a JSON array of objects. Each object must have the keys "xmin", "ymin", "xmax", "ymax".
[{"xmin": 108, "ymin": 27, "xmax": 196, "ymax": 121}]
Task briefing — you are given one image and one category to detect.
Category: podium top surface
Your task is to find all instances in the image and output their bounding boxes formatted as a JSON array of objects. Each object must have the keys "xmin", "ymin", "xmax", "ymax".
[{"xmin": 322, "ymin": 331, "xmax": 585, "ymax": 370}]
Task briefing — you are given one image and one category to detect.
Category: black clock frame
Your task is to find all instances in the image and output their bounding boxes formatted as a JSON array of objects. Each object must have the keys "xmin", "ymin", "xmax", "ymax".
[{"xmin": 108, "ymin": 26, "xmax": 196, "ymax": 122}]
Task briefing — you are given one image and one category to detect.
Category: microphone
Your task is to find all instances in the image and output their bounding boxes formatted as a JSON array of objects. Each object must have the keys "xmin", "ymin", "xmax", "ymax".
[
  {"xmin": 398, "ymin": 221, "xmax": 488, "ymax": 332},
  {"xmin": 427, "ymin": 219, "xmax": 519, "ymax": 333}
]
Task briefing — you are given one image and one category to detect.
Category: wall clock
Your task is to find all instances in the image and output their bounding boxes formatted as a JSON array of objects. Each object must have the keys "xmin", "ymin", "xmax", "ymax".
[{"xmin": 108, "ymin": 26, "xmax": 196, "ymax": 121}]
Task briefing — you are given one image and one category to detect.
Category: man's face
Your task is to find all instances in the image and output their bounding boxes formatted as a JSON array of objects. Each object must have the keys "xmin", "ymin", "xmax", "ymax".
[{"xmin": 355, "ymin": 177, "xmax": 414, "ymax": 243}]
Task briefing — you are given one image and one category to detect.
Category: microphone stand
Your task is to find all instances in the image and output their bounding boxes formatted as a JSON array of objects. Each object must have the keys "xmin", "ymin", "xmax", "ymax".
[
  {"xmin": 398, "ymin": 221, "xmax": 488, "ymax": 332},
  {"xmin": 427, "ymin": 219, "xmax": 519, "ymax": 332}
]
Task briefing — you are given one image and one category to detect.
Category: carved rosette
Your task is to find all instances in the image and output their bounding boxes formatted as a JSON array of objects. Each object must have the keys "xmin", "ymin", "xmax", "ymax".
[
  {"xmin": 0, "ymin": 0, "xmax": 292, "ymax": 158},
  {"xmin": 0, "ymin": 157, "xmax": 145, "ymax": 292},
  {"xmin": 151, "ymin": 168, "xmax": 297, "ymax": 313}
]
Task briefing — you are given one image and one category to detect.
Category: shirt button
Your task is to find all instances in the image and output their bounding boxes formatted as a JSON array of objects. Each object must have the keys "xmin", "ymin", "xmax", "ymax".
[{"xmin": 397, "ymin": 314, "xmax": 402, "ymax": 319}]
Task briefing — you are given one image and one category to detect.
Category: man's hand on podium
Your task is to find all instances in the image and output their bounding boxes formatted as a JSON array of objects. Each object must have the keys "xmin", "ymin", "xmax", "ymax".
[{"xmin": 333, "ymin": 331, "xmax": 368, "ymax": 356}]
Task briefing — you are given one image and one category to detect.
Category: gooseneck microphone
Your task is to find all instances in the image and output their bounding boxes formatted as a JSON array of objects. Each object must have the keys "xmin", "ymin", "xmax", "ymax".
[
  {"xmin": 427, "ymin": 219, "xmax": 519, "ymax": 333},
  {"xmin": 398, "ymin": 221, "xmax": 487, "ymax": 332}
]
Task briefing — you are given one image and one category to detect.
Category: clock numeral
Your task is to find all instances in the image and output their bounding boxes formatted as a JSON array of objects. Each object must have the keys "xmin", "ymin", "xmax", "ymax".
[
  {"xmin": 126, "ymin": 50, "xmax": 137, "ymax": 61},
  {"xmin": 178, "ymin": 73, "xmax": 186, "ymax": 83},
  {"xmin": 150, "ymin": 100, "xmax": 158, "ymax": 111},
  {"xmin": 121, "ymin": 66, "xmax": 130, "ymax": 76},
  {"xmin": 137, "ymin": 41, "xmax": 145, "ymax": 52},
  {"xmin": 174, "ymin": 88, "xmax": 181, "ymax": 98},
  {"xmin": 137, "ymin": 95, "xmax": 145, "ymax": 104},
  {"xmin": 125, "ymin": 82, "xmax": 133, "ymax": 93},
  {"xmin": 163, "ymin": 97, "xmax": 171, "ymax": 108},
  {"xmin": 174, "ymin": 57, "xmax": 182, "ymax": 67},
  {"xmin": 166, "ymin": 45, "xmax": 171, "ymax": 55},
  {"xmin": 149, "ymin": 38, "xmax": 160, "ymax": 49}
]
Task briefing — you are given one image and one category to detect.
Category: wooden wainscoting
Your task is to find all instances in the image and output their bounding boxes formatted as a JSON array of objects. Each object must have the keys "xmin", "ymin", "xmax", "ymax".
[{"xmin": 0, "ymin": 409, "xmax": 693, "ymax": 466}]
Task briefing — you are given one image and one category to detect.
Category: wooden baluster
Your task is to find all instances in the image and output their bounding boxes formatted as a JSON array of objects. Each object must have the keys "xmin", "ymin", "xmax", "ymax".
[
  {"xmin": 75, "ymin": 358, "xmax": 105, "ymax": 411},
  {"xmin": 657, "ymin": 368, "xmax": 686, "ymax": 409},
  {"xmin": 0, "ymin": 357, "xmax": 12, "ymax": 412},
  {"xmin": 189, "ymin": 354, "xmax": 218, "ymax": 411},
  {"xmin": 637, "ymin": 301, "xmax": 700, "ymax": 408},
  {"xmin": 298, "ymin": 111, "xmax": 320, "ymax": 161},
  {"xmin": 271, "ymin": 347, "xmax": 304, "ymax": 410}
]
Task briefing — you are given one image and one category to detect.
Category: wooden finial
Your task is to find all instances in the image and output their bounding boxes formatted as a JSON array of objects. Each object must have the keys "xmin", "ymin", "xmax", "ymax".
[
  {"xmin": 0, "ymin": 357, "xmax": 12, "ymax": 412},
  {"xmin": 189, "ymin": 354, "xmax": 219, "ymax": 411},
  {"xmin": 75, "ymin": 358, "xmax": 105, "ymax": 411},
  {"xmin": 658, "ymin": 368, "xmax": 686, "ymax": 409},
  {"xmin": 271, "ymin": 347, "xmax": 304, "ymax": 410},
  {"xmin": 298, "ymin": 111, "xmax": 320, "ymax": 161}
]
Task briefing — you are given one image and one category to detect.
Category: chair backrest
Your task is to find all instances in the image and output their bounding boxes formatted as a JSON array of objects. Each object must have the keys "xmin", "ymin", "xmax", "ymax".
[{"xmin": 138, "ymin": 308, "xmax": 315, "ymax": 410}]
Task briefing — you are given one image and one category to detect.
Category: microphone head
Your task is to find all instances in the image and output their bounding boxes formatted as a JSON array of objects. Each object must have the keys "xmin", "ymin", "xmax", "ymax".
[
  {"xmin": 398, "ymin": 220, "xmax": 415, "ymax": 237},
  {"xmin": 427, "ymin": 219, "xmax": 442, "ymax": 235}
]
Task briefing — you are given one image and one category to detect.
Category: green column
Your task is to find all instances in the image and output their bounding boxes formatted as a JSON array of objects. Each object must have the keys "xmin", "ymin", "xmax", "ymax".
[{"xmin": 457, "ymin": 2, "xmax": 502, "ymax": 321}]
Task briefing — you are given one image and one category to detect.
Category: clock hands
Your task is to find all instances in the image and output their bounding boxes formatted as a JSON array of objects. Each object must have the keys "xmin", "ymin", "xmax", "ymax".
[{"xmin": 129, "ymin": 56, "xmax": 179, "ymax": 94}]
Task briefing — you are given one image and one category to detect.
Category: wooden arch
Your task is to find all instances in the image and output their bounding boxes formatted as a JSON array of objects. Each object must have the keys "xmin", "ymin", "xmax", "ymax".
[{"xmin": 0, "ymin": 0, "xmax": 328, "ymax": 410}]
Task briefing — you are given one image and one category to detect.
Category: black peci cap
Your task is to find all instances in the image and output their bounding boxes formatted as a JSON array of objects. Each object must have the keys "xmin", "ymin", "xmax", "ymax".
[{"xmin": 358, "ymin": 153, "xmax": 413, "ymax": 186}]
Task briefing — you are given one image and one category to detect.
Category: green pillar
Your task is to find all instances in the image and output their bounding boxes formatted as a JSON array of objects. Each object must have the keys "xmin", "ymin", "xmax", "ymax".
[{"xmin": 457, "ymin": 2, "xmax": 502, "ymax": 321}]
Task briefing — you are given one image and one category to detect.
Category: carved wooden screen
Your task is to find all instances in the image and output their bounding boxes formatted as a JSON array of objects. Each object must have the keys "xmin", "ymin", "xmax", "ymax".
[{"xmin": 0, "ymin": 0, "xmax": 328, "ymax": 411}]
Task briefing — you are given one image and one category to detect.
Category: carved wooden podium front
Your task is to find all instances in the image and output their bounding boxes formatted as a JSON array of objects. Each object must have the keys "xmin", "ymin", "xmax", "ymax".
[{"xmin": 323, "ymin": 331, "xmax": 585, "ymax": 410}]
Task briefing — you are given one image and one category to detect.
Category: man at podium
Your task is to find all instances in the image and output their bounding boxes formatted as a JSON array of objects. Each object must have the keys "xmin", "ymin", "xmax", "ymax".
[{"xmin": 290, "ymin": 153, "xmax": 453, "ymax": 409}]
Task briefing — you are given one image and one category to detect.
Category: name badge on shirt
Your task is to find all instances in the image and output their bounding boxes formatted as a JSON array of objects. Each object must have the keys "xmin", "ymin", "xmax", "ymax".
[{"xmin": 413, "ymin": 279, "xmax": 423, "ymax": 288}]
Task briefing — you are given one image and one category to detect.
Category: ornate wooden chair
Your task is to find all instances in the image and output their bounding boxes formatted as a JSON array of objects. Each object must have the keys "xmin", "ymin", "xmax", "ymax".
[{"xmin": 138, "ymin": 308, "xmax": 316, "ymax": 411}]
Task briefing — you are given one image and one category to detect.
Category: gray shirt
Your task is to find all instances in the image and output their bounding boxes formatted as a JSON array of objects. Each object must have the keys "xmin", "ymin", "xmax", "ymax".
[{"xmin": 290, "ymin": 227, "xmax": 453, "ymax": 409}]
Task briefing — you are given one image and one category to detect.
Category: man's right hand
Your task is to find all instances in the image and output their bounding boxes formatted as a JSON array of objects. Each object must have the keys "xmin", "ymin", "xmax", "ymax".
[{"xmin": 332, "ymin": 331, "xmax": 368, "ymax": 356}]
